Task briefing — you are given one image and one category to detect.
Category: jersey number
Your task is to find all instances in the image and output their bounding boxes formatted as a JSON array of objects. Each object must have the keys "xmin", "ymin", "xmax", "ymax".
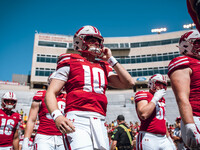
[
  {"xmin": 82, "ymin": 65, "xmax": 105, "ymax": 94},
  {"xmin": 156, "ymin": 106, "xmax": 165, "ymax": 120},
  {"xmin": 0, "ymin": 118, "xmax": 15, "ymax": 135}
]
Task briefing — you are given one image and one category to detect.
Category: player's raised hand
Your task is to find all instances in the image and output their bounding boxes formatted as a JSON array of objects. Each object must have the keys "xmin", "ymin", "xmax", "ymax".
[
  {"xmin": 55, "ymin": 115, "xmax": 75, "ymax": 134},
  {"xmin": 99, "ymin": 47, "xmax": 112, "ymax": 61},
  {"xmin": 151, "ymin": 89, "xmax": 166, "ymax": 105}
]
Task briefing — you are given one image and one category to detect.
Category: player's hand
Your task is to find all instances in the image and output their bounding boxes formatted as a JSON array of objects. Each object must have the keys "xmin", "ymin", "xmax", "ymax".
[
  {"xmin": 185, "ymin": 123, "xmax": 200, "ymax": 149},
  {"xmin": 98, "ymin": 47, "xmax": 112, "ymax": 61},
  {"xmin": 151, "ymin": 89, "xmax": 166, "ymax": 104},
  {"xmin": 55, "ymin": 115, "xmax": 75, "ymax": 134},
  {"xmin": 22, "ymin": 137, "xmax": 29, "ymax": 150}
]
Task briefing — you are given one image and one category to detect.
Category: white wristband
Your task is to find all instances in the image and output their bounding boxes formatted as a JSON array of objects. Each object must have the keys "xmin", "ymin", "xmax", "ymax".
[
  {"xmin": 51, "ymin": 109, "xmax": 63, "ymax": 121},
  {"xmin": 107, "ymin": 56, "xmax": 118, "ymax": 67},
  {"xmin": 151, "ymin": 97, "xmax": 158, "ymax": 105}
]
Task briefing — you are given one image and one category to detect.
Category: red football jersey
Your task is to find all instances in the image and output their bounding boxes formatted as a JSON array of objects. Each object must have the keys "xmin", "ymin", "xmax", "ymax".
[
  {"xmin": 56, "ymin": 53, "xmax": 113, "ymax": 116},
  {"xmin": 135, "ymin": 91, "xmax": 166, "ymax": 135},
  {"xmin": 168, "ymin": 56, "xmax": 200, "ymax": 117},
  {"xmin": 33, "ymin": 90, "xmax": 66, "ymax": 135},
  {"xmin": 0, "ymin": 109, "xmax": 21, "ymax": 147}
]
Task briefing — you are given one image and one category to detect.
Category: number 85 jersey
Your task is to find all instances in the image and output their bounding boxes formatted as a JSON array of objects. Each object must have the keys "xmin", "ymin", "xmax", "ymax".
[
  {"xmin": 135, "ymin": 91, "xmax": 166, "ymax": 135},
  {"xmin": 56, "ymin": 53, "xmax": 113, "ymax": 116}
]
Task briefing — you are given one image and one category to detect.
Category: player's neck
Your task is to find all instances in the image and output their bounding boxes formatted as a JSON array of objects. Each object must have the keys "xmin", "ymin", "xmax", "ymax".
[
  {"xmin": 81, "ymin": 53, "xmax": 95, "ymax": 62},
  {"xmin": 3, "ymin": 109, "xmax": 12, "ymax": 115}
]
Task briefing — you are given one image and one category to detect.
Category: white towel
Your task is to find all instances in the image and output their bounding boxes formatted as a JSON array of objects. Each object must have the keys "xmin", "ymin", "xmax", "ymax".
[{"xmin": 90, "ymin": 117, "xmax": 107, "ymax": 150}]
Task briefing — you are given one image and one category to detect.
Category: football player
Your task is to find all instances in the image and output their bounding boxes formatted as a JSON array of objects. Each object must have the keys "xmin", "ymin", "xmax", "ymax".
[
  {"xmin": 22, "ymin": 72, "xmax": 67, "ymax": 150},
  {"xmin": 0, "ymin": 92, "xmax": 21, "ymax": 150},
  {"xmin": 168, "ymin": 30, "xmax": 200, "ymax": 149},
  {"xmin": 45, "ymin": 25, "xmax": 135, "ymax": 150},
  {"xmin": 135, "ymin": 74, "xmax": 176, "ymax": 150}
]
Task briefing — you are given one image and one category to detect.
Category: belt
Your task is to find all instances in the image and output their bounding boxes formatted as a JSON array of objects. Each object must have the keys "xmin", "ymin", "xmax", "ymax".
[{"xmin": 118, "ymin": 145, "xmax": 132, "ymax": 150}]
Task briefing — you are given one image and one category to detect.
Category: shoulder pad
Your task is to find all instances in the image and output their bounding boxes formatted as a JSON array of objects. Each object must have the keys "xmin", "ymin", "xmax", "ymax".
[
  {"xmin": 135, "ymin": 91, "xmax": 149, "ymax": 102},
  {"xmin": 168, "ymin": 56, "xmax": 190, "ymax": 77},
  {"xmin": 33, "ymin": 90, "xmax": 46, "ymax": 101}
]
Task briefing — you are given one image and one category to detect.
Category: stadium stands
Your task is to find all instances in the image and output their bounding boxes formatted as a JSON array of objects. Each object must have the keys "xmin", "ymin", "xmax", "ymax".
[{"xmin": 0, "ymin": 88, "xmax": 179, "ymax": 124}]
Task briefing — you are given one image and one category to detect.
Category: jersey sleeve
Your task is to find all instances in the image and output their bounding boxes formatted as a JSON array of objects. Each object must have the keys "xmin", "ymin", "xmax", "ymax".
[
  {"xmin": 16, "ymin": 113, "xmax": 22, "ymax": 129},
  {"xmin": 168, "ymin": 56, "xmax": 190, "ymax": 77},
  {"xmin": 134, "ymin": 91, "xmax": 149, "ymax": 103},
  {"xmin": 57, "ymin": 53, "xmax": 72, "ymax": 70},
  {"xmin": 111, "ymin": 127, "xmax": 121, "ymax": 141},
  {"xmin": 99, "ymin": 61, "xmax": 114, "ymax": 77},
  {"xmin": 33, "ymin": 91, "xmax": 46, "ymax": 102}
]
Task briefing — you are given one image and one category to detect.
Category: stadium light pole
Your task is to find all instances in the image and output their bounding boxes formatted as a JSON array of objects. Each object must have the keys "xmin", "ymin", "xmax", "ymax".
[
  {"xmin": 183, "ymin": 23, "xmax": 196, "ymax": 29},
  {"xmin": 151, "ymin": 28, "xmax": 167, "ymax": 34}
]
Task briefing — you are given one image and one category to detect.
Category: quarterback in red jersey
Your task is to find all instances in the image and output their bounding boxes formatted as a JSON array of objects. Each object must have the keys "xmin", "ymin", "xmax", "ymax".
[
  {"xmin": 45, "ymin": 25, "xmax": 134, "ymax": 150},
  {"xmin": 0, "ymin": 92, "xmax": 21, "ymax": 150},
  {"xmin": 135, "ymin": 74, "xmax": 176, "ymax": 150},
  {"xmin": 168, "ymin": 30, "xmax": 200, "ymax": 149},
  {"xmin": 22, "ymin": 72, "xmax": 67, "ymax": 150}
]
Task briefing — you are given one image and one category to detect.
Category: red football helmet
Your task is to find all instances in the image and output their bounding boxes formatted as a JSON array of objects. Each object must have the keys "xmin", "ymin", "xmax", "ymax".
[
  {"xmin": 148, "ymin": 74, "xmax": 167, "ymax": 91},
  {"xmin": 1, "ymin": 92, "xmax": 17, "ymax": 110},
  {"xmin": 73, "ymin": 25, "xmax": 104, "ymax": 56},
  {"xmin": 178, "ymin": 30, "xmax": 200, "ymax": 57}
]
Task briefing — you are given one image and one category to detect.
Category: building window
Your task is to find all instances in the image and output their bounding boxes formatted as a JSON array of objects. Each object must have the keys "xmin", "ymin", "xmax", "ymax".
[
  {"xmin": 35, "ymin": 68, "xmax": 56, "ymax": 77},
  {"xmin": 36, "ymin": 54, "xmax": 58, "ymax": 63},
  {"xmin": 38, "ymin": 41, "xmax": 67, "ymax": 48}
]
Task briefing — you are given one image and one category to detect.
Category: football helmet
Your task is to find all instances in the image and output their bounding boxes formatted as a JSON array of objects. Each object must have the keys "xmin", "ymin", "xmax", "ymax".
[
  {"xmin": 148, "ymin": 74, "xmax": 167, "ymax": 91},
  {"xmin": 73, "ymin": 25, "xmax": 104, "ymax": 56},
  {"xmin": 178, "ymin": 30, "xmax": 200, "ymax": 56},
  {"xmin": 1, "ymin": 92, "xmax": 17, "ymax": 109},
  {"xmin": 47, "ymin": 71, "xmax": 56, "ymax": 85}
]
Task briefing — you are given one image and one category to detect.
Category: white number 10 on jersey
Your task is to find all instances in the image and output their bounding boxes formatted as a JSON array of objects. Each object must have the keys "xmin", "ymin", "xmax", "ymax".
[{"xmin": 82, "ymin": 65, "xmax": 105, "ymax": 94}]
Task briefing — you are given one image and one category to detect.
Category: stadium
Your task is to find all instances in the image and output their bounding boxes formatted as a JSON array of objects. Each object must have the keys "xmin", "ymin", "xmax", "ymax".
[{"xmin": 1, "ymin": 30, "xmax": 185, "ymax": 124}]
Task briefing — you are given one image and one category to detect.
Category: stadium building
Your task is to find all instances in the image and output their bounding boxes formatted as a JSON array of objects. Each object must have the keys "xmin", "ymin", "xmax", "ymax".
[{"xmin": 30, "ymin": 30, "xmax": 186, "ymax": 90}]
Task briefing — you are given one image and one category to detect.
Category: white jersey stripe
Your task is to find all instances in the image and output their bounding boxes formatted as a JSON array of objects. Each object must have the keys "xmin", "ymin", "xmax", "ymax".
[
  {"xmin": 168, "ymin": 57, "xmax": 188, "ymax": 68},
  {"xmin": 168, "ymin": 61, "xmax": 189, "ymax": 72},
  {"xmin": 58, "ymin": 57, "xmax": 70, "ymax": 64}
]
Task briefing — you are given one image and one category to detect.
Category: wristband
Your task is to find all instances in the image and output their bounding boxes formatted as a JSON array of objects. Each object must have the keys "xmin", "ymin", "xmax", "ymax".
[
  {"xmin": 151, "ymin": 97, "xmax": 157, "ymax": 105},
  {"xmin": 107, "ymin": 56, "xmax": 118, "ymax": 67},
  {"xmin": 51, "ymin": 109, "xmax": 63, "ymax": 121}
]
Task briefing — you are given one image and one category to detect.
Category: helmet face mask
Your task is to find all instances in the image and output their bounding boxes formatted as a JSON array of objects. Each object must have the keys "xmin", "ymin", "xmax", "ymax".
[
  {"xmin": 1, "ymin": 92, "xmax": 17, "ymax": 110},
  {"xmin": 179, "ymin": 30, "xmax": 200, "ymax": 57},
  {"xmin": 73, "ymin": 25, "xmax": 104, "ymax": 57},
  {"xmin": 148, "ymin": 74, "xmax": 167, "ymax": 92}
]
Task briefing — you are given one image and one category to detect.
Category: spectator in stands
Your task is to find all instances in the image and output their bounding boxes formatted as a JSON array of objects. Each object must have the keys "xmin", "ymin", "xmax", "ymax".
[
  {"xmin": 20, "ymin": 108, "xmax": 24, "ymax": 118},
  {"xmin": 0, "ymin": 92, "xmax": 21, "ymax": 150},
  {"xmin": 45, "ymin": 25, "xmax": 134, "ymax": 150},
  {"xmin": 168, "ymin": 30, "xmax": 200, "ymax": 149},
  {"xmin": 172, "ymin": 117, "xmax": 187, "ymax": 150},
  {"xmin": 111, "ymin": 115, "xmax": 133, "ymax": 150},
  {"xmin": 23, "ymin": 113, "xmax": 28, "ymax": 122},
  {"xmin": 134, "ymin": 74, "xmax": 176, "ymax": 150},
  {"xmin": 22, "ymin": 72, "xmax": 67, "ymax": 150},
  {"xmin": 130, "ymin": 96, "xmax": 134, "ymax": 104}
]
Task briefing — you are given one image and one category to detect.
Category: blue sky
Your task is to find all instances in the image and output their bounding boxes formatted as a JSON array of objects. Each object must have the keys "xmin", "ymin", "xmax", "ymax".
[{"xmin": 0, "ymin": 0, "xmax": 193, "ymax": 81}]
